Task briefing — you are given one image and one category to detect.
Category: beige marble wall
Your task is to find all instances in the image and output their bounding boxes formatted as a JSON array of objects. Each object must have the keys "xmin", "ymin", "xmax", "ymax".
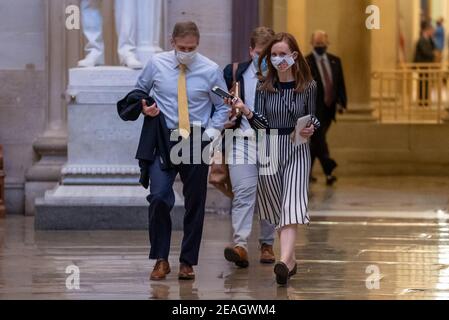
[
  {"xmin": 0, "ymin": 0, "xmax": 46, "ymax": 70},
  {"xmin": 287, "ymin": 0, "xmax": 373, "ymax": 119},
  {"xmin": 166, "ymin": 0, "xmax": 232, "ymax": 68},
  {"xmin": 0, "ymin": 0, "xmax": 47, "ymax": 214},
  {"xmin": 325, "ymin": 122, "xmax": 449, "ymax": 176},
  {"xmin": 272, "ymin": 0, "xmax": 287, "ymax": 32},
  {"xmin": 287, "ymin": 0, "xmax": 307, "ymax": 48},
  {"xmin": 398, "ymin": 0, "xmax": 420, "ymax": 63},
  {"xmin": 370, "ymin": 0, "xmax": 398, "ymax": 70}
]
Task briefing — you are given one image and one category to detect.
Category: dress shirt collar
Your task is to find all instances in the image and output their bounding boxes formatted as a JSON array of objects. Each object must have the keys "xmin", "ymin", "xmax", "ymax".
[{"xmin": 247, "ymin": 61, "xmax": 258, "ymax": 78}]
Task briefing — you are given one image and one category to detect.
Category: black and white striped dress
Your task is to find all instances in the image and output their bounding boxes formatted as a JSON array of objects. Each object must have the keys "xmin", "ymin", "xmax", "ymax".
[{"xmin": 249, "ymin": 80, "xmax": 319, "ymax": 228}]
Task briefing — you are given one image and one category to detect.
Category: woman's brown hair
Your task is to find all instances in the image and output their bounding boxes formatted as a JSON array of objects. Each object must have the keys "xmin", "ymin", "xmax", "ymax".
[{"xmin": 258, "ymin": 32, "xmax": 313, "ymax": 93}]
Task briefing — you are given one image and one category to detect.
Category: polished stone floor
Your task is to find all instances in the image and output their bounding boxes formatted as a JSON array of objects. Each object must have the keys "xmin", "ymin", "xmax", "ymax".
[
  {"xmin": 0, "ymin": 176, "xmax": 448, "ymax": 300},
  {"xmin": 309, "ymin": 176, "xmax": 449, "ymax": 218}
]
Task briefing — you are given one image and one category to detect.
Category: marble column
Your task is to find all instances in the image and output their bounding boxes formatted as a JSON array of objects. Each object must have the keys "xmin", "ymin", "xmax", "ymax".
[
  {"xmin": 232, "ymin": 0, "xmax": 259, "ymax": 62},
  {"xmin": 287, "ymin": 0, "xmax": 375, "ymax": 121},
  {"xmin": 272, "ymin": 0, "xmax": 287, "ymax": 33},
  {"xmin": 370, "ymin": 0, "xmax": 398, "ymax": 71},
  {"xmin": 24, "ymin": 0, "xmax": 75, "ymax": 215},
  {"xmin": 398, "ymin": 0, "xmax": 420, "ymax": 63},
  {"xmin": 136, "ymin": 0, "xmax": 163, "ymax": 65},
  {"xmin": 286, "ymin": 0, "xmax": 307, "ymax": 49},
  {"xmin": 258, "ymin": 0, "xmax": 273, "ymax": 30}
]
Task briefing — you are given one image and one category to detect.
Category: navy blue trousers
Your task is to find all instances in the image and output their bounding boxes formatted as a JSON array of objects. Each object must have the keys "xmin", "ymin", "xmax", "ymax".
[{"xmin": 146, "ymin": 140, "xmax": 209, "ymax": 266}]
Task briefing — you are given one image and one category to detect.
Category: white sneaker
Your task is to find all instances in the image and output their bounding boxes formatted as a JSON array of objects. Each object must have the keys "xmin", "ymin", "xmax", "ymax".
[
  {"xmin": 121, "ymin": 54, "xmax": 143, "ymax": 69},
  {"xmin": 77, "ymin": 53, "xmax": 104, "ymax": 68}
]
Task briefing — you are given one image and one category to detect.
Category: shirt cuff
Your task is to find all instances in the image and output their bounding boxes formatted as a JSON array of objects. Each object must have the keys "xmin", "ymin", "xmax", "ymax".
[{"xmin": 248, "ymin": 111, "xmax": 268, "ymax": 129}]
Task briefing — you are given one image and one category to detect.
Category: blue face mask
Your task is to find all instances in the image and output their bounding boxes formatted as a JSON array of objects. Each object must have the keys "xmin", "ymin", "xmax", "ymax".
[{"xmin": 253, "ymin": 54, "xmax": 268, "ymax": 74}]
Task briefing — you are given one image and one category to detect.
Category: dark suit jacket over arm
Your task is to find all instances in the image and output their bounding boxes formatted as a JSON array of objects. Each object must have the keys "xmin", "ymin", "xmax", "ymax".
[{"xmin": 117, "ymin": 89, "xmax": 173, "ymax": 189}]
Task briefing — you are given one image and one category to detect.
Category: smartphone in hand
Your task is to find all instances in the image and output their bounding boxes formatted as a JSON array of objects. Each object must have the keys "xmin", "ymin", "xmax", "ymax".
[{"xmin": 211, "ymin": 86, "xmax": 235, "ymax": 100}]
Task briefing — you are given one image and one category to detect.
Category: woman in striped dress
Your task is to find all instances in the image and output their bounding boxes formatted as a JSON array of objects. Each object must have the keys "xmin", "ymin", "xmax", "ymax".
[{"xmin": 228, "ymin": 32, "xmax": 319, "ymax": 285}]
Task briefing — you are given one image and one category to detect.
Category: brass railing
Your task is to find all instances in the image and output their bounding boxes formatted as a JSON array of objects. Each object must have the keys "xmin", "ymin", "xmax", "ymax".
[{"xmin": 372, "ymin": 63, "xmax": 449, "ymax": 123}]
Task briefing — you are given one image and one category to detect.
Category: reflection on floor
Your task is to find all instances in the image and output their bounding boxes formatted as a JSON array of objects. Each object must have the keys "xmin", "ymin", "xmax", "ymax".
[
  {"xmin": 309, "ymin": 176, "xmax": 449, "ymax": 219},
  {"xmin": 1, "ymin": 213, "xmax": 449, "ymax": 299}
]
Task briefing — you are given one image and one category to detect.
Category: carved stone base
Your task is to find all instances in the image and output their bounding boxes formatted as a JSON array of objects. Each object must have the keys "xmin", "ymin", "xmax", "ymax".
[
  {"xmin": 0, "ymin": 145, "xmax": 5, "ymax": 217},
  {"xmin": 35, "ymin": 185, "xmax": 184, "ymax": 230},
  {"xmin": 24, "ymin": 135, "xmax": 67, "ymax": 216},
  {"xmin": 339, "ymin": 104, "xmax": 377, "ymax": 122},
  {"xmin": 442, "ymin": 108, "xmax": 449, "ymax": 123}
]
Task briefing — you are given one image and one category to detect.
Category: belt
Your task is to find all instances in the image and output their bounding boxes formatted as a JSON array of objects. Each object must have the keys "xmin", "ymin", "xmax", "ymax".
[
  {"xmin": 230, "ymin": 134, "xmax": 257, "ymax": 141},
  {"xmin": 264, "ymin": 127, "xmax": 295, "ymax": 135},
  {"xmin": 169, "ymin": 126, "xmax": 205, "ymax": 133}
]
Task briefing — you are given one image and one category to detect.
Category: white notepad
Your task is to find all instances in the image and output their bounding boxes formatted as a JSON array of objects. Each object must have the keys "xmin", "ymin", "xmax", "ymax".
[{"xmin": 292, "ymin": 115, "xmax": 313, "ymax": 145}]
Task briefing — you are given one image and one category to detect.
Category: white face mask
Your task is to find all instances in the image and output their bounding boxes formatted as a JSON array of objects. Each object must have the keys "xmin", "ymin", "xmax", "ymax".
[
  {"xmin": 176, "ymin": 50, "xmax": 197, "ymax": 65},
  {"xmin": 271, "ymin": 54, "xmax": 295, "ymax": 71}
]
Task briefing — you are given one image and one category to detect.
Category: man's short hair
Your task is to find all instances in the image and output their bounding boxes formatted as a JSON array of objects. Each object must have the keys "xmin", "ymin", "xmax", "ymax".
[
  {"xmin": 250, "ymin": 26, "xmax": 275, "ymax": 49},
  {"xmin": 172, "ymin": 21, "xmax": 200, "ymax": 40}
]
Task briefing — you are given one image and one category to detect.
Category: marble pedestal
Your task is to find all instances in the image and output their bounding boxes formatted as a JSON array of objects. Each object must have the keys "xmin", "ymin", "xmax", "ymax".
[
  {"xmin": 35, "ymin": 67, "xmax": 231, "ymax": 230},
  {"xmin": 35, "ymin": 67, "xmax": 183, "ymax": 230}
]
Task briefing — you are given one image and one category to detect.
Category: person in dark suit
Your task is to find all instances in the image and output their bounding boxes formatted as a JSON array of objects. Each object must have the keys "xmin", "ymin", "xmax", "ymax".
[
  {"xmin": 414, "ymin": 22, "xmax": 436, "ymax": 106},
  {"xmin": 306, "ymin": 30, "xmax": 347, "ymax": 186},
  {"xmin": 415, "ymin": 22, "xmax": 436, "ymax": 63}
]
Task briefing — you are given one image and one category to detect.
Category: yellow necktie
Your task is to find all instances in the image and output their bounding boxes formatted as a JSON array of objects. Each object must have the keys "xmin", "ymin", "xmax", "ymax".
[{"xmin": 178, "ymin": 64, "xmax": 190, "ymax": 139}]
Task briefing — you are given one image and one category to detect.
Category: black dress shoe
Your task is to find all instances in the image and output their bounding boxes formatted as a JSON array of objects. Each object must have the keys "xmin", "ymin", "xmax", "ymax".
[
  {"xmin": 288, "ymin": 263, "xmax": 298, "ymax": 278},
  {"xmin": 326, "ymin": 175, "xmax": 337, "ymax": 186},
  {"xmin": 274, "ymin": 262, "xmax": 289, "ymax": 285}
]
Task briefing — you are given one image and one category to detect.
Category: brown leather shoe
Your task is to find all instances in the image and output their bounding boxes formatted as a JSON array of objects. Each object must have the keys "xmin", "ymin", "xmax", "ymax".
[
  {"xmin": 178, "ymin": 263, "xmax": 195, "ymax": 280},
  {"xmin": 224, "ymin": 246, "xmax": 249, "ymax": 268},
  {"xmin": 260, "ymin": 244, "xmax": 275, "ymax": 264},
  {"xmin": 150, "ymin": 259, "xmax": 171, "ymax": 281}
]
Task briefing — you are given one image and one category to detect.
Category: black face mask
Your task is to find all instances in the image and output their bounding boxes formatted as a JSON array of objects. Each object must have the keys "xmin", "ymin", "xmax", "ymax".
[{"xmin": 314, "ymin": 46, "xmax": 327, "ymax": 56}]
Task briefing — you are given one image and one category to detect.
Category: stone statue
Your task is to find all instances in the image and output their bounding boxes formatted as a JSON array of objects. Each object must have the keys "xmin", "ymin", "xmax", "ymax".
[{"xmin": 78, "ymin": 0, "xmax": 163, "ymax": 69}]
